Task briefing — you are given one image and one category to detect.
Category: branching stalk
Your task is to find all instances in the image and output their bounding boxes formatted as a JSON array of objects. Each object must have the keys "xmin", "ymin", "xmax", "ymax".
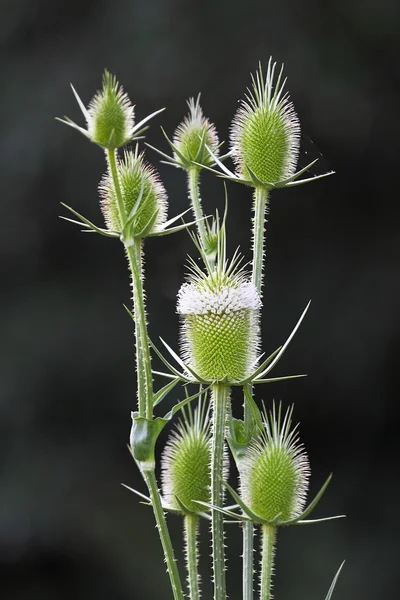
[
  {"xmin": 144, "ymin": 469, "xmax": 185, "ymax": 600},
  {"xmin": 260, "ymin": 524, "xmax": 276, "ymax": 600},
  {"xmin": 211, "ymin": 383, "xmax": 228, "ymax": 600},
  {"xmin": 107, "ymin": 149, "xmax": 183, "ymax": 600},
  {"xmin": 184, "ymin": 514, "xmax": 201, "ymax": 600}
]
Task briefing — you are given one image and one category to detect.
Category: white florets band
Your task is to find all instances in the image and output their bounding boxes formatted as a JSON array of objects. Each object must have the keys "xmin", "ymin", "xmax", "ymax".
[{"xmin": 177, "ymin": 281, "xmax": 261, "ymax": 315}]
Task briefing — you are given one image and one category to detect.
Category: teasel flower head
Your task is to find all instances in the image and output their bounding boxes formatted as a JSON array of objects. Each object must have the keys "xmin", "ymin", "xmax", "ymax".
[
  {"xmin": 57, "ymin": 70, "xmax": 164, "ymax": 150},
  {"xmin": 230, "ymin": 59, "xmax": 301, "ymax": 187},
  {"xmin": 161, "ymin": 402, "xmax": 211, "ymax": 514},
  {"xmin": 176, "ymin": 228, "xmax": 261, "ymax": 383},
  {"xmin": 240, "ymin": 403, "xmax": 310, "ymax": 523},
  {"xmin": 171, "ymin": 95, "xmax": 220, "ymax": 169},
  {"xmin": 99, "ymin": 147, "xmax": 168, "ymax": 236}
]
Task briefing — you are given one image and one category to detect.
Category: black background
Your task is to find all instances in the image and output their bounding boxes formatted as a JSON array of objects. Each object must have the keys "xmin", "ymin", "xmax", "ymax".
[{"xmin": 1, "ymin": 0, "xmax": 399, "ymax": 598}]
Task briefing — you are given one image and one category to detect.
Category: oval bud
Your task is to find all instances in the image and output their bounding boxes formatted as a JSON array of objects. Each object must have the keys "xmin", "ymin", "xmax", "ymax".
[
  {"xmin": 240, "ymin": 404, "xmax": 310, "ymax": 522},
  {"xmin": 161, "ymin": 405, "xmax": 211, "ymax": 514},
  {"xmin": 173, "ymin": 95, "xmax": 219, "ymax": 169},
  {"xmin": 230, "ymin": 61, "xmax": 300, "ymax": 185},
  {"xmin": 100, "ymin": 148, "xmax": 168, "ymax": 235},
  {"xmin": 177, "ymin": 270, "xmax": 261, "ymax": 383},
  {"xmin": 88, "ymin": 71, "xmax": 135, "ymax": 149}
]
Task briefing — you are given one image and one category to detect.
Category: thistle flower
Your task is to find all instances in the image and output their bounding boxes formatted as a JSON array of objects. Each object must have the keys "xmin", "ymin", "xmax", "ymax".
[
  {"xmin": 240, "ymin": 404, "xmax": 310, "ymax": 523},
  {"xmin": 177, "ymin": 253, "xmax": 261, "ymax": 383},
  {"xmin": 99, "ymin": 147, "xmax": 168, "ymax": 235},
  {"xmin": 230, "ymin": 60, "xmax": 300, "ymax": 186},
  {"xmin": 161, "ymin": 404, "xmax": 211, "ymax": 514},
  {"xmin": 57, "ymin": 70, "xmax": 164, "ymax": 150}
]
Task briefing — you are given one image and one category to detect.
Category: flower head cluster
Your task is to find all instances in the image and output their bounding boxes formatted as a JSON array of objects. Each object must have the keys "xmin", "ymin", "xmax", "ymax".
[
  {"xmin": 240, "ymin": 404, "xmax": 310, "ymax": 522},
  {"xmin": 177, "ymin": 258, "xmax": 261, "ymax": 383},
  {"xmin": 100, "ymin": 147, "xmax": 168, "ymax": 236},
  {"xmin": 161, "ymin": 403, "xmax": 211, "ymax": 514},
  {"xmin": 230, "ymin": 60, "xmax": 300, "ymax": 186}
]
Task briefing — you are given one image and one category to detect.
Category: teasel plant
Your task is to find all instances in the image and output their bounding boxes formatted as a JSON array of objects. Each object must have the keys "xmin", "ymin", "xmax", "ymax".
[{"xmin": 57, "ymin": 60, "xmax": 345, "ymax": 600}]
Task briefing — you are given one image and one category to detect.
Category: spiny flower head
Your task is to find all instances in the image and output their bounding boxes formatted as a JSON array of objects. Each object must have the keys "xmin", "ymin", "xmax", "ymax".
[
  {"xmin": 161, "ymin": 402, "xmax": 211, "ymax": 514},
  {"xmin": 230, "ymin": 59, "xmax": 301, "ymax": 186},
  {"xmin": 240, "ymin": 404, "xmax": 310, "ymax": 523},
  {"xmin": 100, "ymin": 147, "xmax": 168, "ymax": 235},
  {"xmin": 58, "ymin": 71, "xmax": 164, "ymax": 150},
  {"xmin": 172, "ymin": 95, "xmax": 220, "ymax": 169},
  {"xmin": 177, "ymin": 245, "xmax": 261, "ymax": 383},
  {"xmin": 87, "ymin": 70, "xmax": 134, "ymax": 149}
]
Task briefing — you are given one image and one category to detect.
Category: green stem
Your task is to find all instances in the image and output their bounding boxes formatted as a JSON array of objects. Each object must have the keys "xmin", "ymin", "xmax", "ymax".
[
  {"xmin": 188, "ymin": 167, "xmax": 208, "ymax": 244},
  {"xmin": 260, "ymin": 524, "xmax": 276, "ymax": 600},
  {"xmin": 211, "ymin": 383, "xmax": 228, "ymax": 600},
  {"xmin": 184, "ymin": 514, "xmax": 200, "ymax": 600},
  {"xmin": 242, "ymin": 186, "xmax": 269, "ymax": 600},
  {"xmin": 106, "ymin": 148, "xmax": 127, "ymax": 226},
  {"xmin": 188, "ymin": 168, "xmax": 215, "ymax": 271},
  {"xmin": 251, "ymin": 187, "xmax": 269, "ymax": 295},
  {"xmin": 106, "ymin": 148, "xmax": 153, "ymax": 419},
  {"xmin": 128, "ymin": 242, "xmax": 146, "ymax": 417},
  {"xmin": 128, "ymin": 238, "xmax": 153, "ymax": 419},
  {"xmin": 144, "ymin": 469, "xmax": 185, "ymax": 600}
]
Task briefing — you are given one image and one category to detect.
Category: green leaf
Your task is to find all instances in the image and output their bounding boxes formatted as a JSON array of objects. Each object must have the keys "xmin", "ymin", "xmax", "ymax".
[
  {"xmin": 60, "ymin": 203, "xmax": 118, "ymax": 238},
  {"xmin": 222, "ymin": 480, "xmax": 264, "ymax": 523},
  {"xmin": 152, "ymin": 377, "xmax": 181, "ymax": 407},
  {"xmin": 280, "ymin": 474, "xmax": 333, "ymax": 525}
]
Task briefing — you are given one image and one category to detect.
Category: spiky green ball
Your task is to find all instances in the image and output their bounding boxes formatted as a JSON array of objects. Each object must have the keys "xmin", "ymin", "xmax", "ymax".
[
  {"xmin": 241, "ymin": 405, "xmax": 310, "ymax": 523},
  {"xmin": 177, "ymin": 275, "xmax": 261, "ymax": 383},
  {"xmin": 230, "ymin": 62, "xmax": 300, "ymax": 184},
  {"xmin": 173, "ymin": 96, "xmax": 219, "ymax": 168},
  {"xmin": 88, "ymin": 71, "xmax": 134, "ymax": 149},
  {"xmin": 100, "ymin": 149, "xmax": 167, "ymax": 234},
  {"xmin": 162, "ymin": 410, "xmax": 211, "ymax": 514}
]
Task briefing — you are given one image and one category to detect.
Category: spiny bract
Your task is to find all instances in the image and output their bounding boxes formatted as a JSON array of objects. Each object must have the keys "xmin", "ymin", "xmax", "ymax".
[
  {"xmin": 230, "ymin": 60, "xmax": 300, "ymax": 185},
  {"xmin": 87, "ymin": 70, "xmax": 135, "ymax": 149},
  {"xmin": 177, "ymin": 265, "xmax": 261, "ymax": 383},
  {"xmin": 161, "ymin": 405, "xmax": 211, "ymax": 514},
  {"xmin": 100, "ymin": 148, "xmax": 168, "ymax": 235},
  {"xmin": 173, "ymin": 95, "xmax": 219, "ymax": 168},
  {"xmin": 241, "ymin": 404, "xmax": 310, "ymax": 522}
]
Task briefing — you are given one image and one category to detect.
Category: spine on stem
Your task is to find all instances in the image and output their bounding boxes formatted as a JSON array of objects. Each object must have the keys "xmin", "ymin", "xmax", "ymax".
[
  {"xmin": 185, "ymin": 514, "xmax": 201, "ymax": 600},
  {"xmin": 260, "ymin": 525, "xmax": 277, "ymax": 600},
  {"xmin": 211, "ymin": 384, "xmax": 229, "ymax": 600}
]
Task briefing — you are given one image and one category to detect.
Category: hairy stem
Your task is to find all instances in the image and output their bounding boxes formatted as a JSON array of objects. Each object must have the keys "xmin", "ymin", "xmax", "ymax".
[
  {"xmin": 252, "ymin": 187, "xmax": 269, "ymax": 295},
  {"xmin": 211, "ymin": 383, "xmax": 228, "ymax": 600},
  {"xmin": 106, "ymin": 149, "xmax": 153, "ymax": 418},
  {"xmin": 242, "ymin": 186, "xmax": 270, "ymax": 600},
  {"xmin": 128, "ymin": 238, "xmax": 153, "ymax": 418},
  {"xmin": 144, "ymin": 469, "xmax": 185, "ymax": 600},
  {"xmin": 188, "ymin": 168, "xmax": 215, "ymax": 271},
  {"xmin": 184, "ymin": 514, "xmax": 201, "ymax": 600},
  {"xmin": 260, "ymin": 524, "xmax": 276, "ymax": 600}
]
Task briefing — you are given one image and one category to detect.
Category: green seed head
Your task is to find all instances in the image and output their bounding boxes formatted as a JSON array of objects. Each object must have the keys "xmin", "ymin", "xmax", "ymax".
[
  {"xmin": 161, "ymin": 404, "xmax": 211, "ymax": 514},
  {"xmin": 88, "ymin": 70, "xmax": 135, "ymax": 149},
  {"xmin": 230, "ymin": 60, "xmax": 300, "ymax": 185},
  {"xmin": 177, "ymin": 264, "xmax": 261, "ymax": 383},
  {"xmin": 173, "ymin": 95, "xmax": 219, "ymax": 169},
  {"xmin": 241, "ymin": 404, "xmax": 310, "ymax": 522},
  {"xmin": 100, "ymin": 147, "xmax": 168, "ymax": 235}
]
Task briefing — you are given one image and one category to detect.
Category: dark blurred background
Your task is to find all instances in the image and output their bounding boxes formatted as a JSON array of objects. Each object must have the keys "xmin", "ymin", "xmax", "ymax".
[{"xmin": 1, "ymin": 0, "xmax": 399, "ymax": 598}]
